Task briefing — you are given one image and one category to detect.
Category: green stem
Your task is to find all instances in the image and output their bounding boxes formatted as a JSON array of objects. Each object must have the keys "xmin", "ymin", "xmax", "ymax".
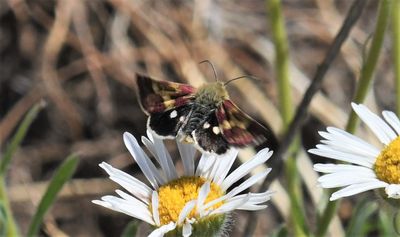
[
  {"xmin": 394, "ymin": 210, "xmax": 400, "ymax": 236},
  {"xmin": 316, "ymin": 1, "xmax": 392, "ymax": 236},
  {"xmin": 393, "ymin": 0, "xmax": 400, "ymax": 116},
  {"xmin": 268, "ymin": 0, "xmax": 292, "ymax": 126},
  {"xmin": 345, "ymin": 0, "xmax": 392, "ymax": 132},
  {"xmin": 284, "ymin": 138, "xmax": 308, "ymax": 236},
  {"xmin": 267, "ymin": 0, "xmax": 308, "ymax": 235},
  {"xmin": 0, "ymin": 177, "xmax": 19, "ymax": 237}
]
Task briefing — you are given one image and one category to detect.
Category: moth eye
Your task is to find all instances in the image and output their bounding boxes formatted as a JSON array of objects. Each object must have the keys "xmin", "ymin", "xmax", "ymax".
[
  {"xmin": 179, "ymin": 116, "xmax": 186, "ymax": 122},
  {"xmin": 169, "ymin": 110, "xmax": 178, "ymax": 118},
  {"xmin": 212, "ymin": 126, "xmax": 220, "ymax": 135},
  {"xmin": 203, "ymin": 122, "xmax": 211, "ymax": 129}
]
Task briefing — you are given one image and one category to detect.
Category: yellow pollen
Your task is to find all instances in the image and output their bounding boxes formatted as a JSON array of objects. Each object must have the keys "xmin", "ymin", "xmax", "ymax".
[
  {"xmin": 374, "ymin": 136, "xmax": 400, "ymax": 184},
  {"xmin": 155, "ymin": 176, "xmax": 224, "ymax": 226}
]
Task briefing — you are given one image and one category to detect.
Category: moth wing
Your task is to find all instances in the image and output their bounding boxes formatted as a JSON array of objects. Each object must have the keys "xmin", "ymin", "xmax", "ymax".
[
  {"xmin": 136, "ymin": 74, "xmax": 196, "ymax": 114},
  {"xmin": 193, "ymin": 113, "xmax": 230, "ymax": 155},
  {"xmin": 216, "ymin": 100, "xmax": 268, "ymax": 147},
  {"xmin": 148, "ymin": 104, "xmax": 192, "ymax": 139}
]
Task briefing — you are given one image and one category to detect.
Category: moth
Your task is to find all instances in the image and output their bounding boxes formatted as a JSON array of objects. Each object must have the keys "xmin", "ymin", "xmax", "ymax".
[{"xmin": 136, "ymin": 74, "xmax": 269, "ymax": 155}]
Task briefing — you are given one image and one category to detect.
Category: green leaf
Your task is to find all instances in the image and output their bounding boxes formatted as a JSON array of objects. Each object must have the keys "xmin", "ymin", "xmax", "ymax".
[
  {"xmin": 0, "ymin": 201, "xmax": 7, "ymax": 236},
  {"xmin": 0, "ymin": 102, "xmax": 44, "ymax": 175},
  {"xmin": 27, "ymin": 154, "xmax": 79, "ymax": 237},
  {"xmin": 121, "ymin": 220, "xmax": 138, "ymax": 237},
  {"xmin": 345, "ymin": 199, "xmax": 378, "ymax": 237}
]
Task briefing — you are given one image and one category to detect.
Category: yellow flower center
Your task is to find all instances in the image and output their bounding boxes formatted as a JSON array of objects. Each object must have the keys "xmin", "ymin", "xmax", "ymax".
[
  {"xmin": 374, "ymin": 136, "xmax": 400, "ymax": 184},
  {"xmin": 155, "ymin": 176, "xmax": 224, "ymax": 226}
]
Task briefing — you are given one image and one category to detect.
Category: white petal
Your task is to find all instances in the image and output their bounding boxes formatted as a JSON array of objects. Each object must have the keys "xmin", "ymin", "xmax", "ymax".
[
  {"xmin": 152, "ymin": 191, "xmax": 160, "ymax": 226},
  {"xmin": 382, "ymin": 111, "xmax": 400, "ymax": 135},
  {"xmin": 202, "ymin": 170, "xmax": 271, "ymax": 210},
  {"xmin": 210, "ymin": 194, "xmax": 250, "ymax": 215},
  {"xmin": 313, "ymin": 163, "xmax": 375, "ymax": 174},
  {"xmin": 212, "ymin": 149, "xmax": 239, "ymax": 185},
  {"xmin": 196, "ymin": 153, "xmax": 217, "ymax": 178},
  {"xmin": 148, "ymin": 222, "xmax": 176, "ymax": 237},
  {"xmin": 208, "ymin": 157, "xmax": 222, "ymax": 181},
  {"xmin": 177, "ymin": 141, "xmax": 196, "ymax": 176},
  {"xmin": 142, "ymin": 136, "xmax": 178, "ymax": 182},
  {"xmin": 352, "ymin": 103, "xmax": 396, "ymax": 144},
  {"xmin": 221, "ymin": 149, "xmax": 273, "ymax": 191},
  {"xmin": 322, "ymin": 127, "xmax": 380, "ymax": 157},
  {"xmin": 330, "ymin": 180, "xmax": 387, "ymax": 201},
  {"xmin": 236, "ymin": 204, "xmax": 268, "ymax": 211},
  {"xmin": 123, "ymin": 132, "xmax": 166, "ymax": 188},
  {"xmin": 151, "ymin": 135, "xmax": 178, "ymax": 181},
  {"xmin": 142, "ymin": 137, "xmax": 161, "ymax": 164},
  {"xmin": 178, "ymin": 200, "xmax": 197, "ymax": 225},
  {"xmin": 227, "ymin": 169, "xmax": 271, "ymax": 198},
  {"xmin": 320, "ymin": 140, "xmax": 377, "ymax": 160},
  {"xmin": 228, "ymin": 191, "xmax": 273, "ymax": 205},
  {"xmin": 92, "ymin": 200, "xmax": 112, "ymax": 208},
  {"xmin": 99, "ymin": 162, "xmax": 152, "ymax": 203},
  {"xmin": 95, "ymin": 196, "xmax": 155, "ymax": 225},
  {"xmin": 385, "ymin": 184, "xmax": 400, "ymax": 199},
  {"xmin": 195, "ymin": 153, "xmax": 207, "ymax": 176},
  {"xmin": 318, "ymin": 173, "xmax": 378, "ymax": 188},
  {"xmin": 309, "ymin": 145, "xmax": 373, "ymax": 168},
  {"xmin": 197, "ymin": 182, "xmax": 210, "ymax": 216},
  {"xmin": 182, "ymin": 222, "xmax": 193, "ymax": 237},
  {"xmin": 115, "ymin": 190, "xmax": 148, "ymax": 210}
]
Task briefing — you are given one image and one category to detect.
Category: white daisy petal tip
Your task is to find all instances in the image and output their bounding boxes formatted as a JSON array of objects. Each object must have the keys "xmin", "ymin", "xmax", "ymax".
[
  {"xmin": 385, "ymin": 185, "xmax": 400, "ymax": 199},
  {"xmin": 182, "ymin": 222, "xmax": 193, "ymax": 237},
  {"xmin": 148, "ymin": 222, "xmax": 176, "ymax": 237},
  {"xmin": 350, "ymin": 102, "xmax": 358, "ymax": 109}
]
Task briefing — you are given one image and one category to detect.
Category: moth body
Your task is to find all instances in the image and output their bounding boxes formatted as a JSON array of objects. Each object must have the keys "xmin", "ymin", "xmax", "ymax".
[
  {"xmin": 179, "ymin": 102, "xmax": 215, "ymax": 143},
  {"xmin": 194, "ymin": 82, "xmax": 229, "ymax": 106},
  {"xmin": 136, "ymin": 74, "xmax": 269, "ymax": 155}
]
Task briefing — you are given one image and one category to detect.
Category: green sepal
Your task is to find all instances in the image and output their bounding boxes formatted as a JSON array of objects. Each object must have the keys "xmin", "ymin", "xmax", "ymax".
[{"xmin": 164, "ymin": 214, "xmax": 226, "ymax": 237}]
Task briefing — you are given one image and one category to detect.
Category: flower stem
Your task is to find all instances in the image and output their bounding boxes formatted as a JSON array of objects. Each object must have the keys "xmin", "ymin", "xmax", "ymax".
[
  {"xmin": 316, "ymin": 1, "xmax": 392, "ymax": 236},
  {"xmin": 0, "ymin": 177, "xmax": 19, "ymax": 237},
  {"xmin": 393, "ymin": 0, "xmax": 400, "ymax": 116},
  {"xmin": 267, "ymin": 0, "xmax": 308, "ymax": 235}
]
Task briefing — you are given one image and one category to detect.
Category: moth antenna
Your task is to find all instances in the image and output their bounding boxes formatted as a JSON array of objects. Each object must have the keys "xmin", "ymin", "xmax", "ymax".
[
  {"xmin": 199, "ymin": 60, "xmax": 218, "ymax": 81},
  {"xmin": 224, "ymin": 75, "xmax": 260, "ymax": 86}
]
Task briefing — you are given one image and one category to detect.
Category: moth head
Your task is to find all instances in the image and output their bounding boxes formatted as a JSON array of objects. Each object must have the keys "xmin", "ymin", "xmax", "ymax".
[{"xmin": 195, "ymin": 82, "xmax": 230, "ymax": 106}]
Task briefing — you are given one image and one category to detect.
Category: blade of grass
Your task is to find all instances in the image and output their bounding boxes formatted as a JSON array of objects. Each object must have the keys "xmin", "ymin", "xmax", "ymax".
[
  {"xmin": 316, "ymin": 1, "xmax": 392, "ymax": 236},
  {"xmin": 27, "ymin": 154, "xmax": 79, "ymax": 237},
  {"xmin": 393, "ymin": 210, "xmax": 400, "ymax": 236},
  {"xmin": 0, "ymin": 181, "xmax": 16, "ymax": 237},
  {"xmin": 378, "ymin": 209, "xmax": 395, "ymax": 236},
  {"xmin": 345, "ymin": 199, "xmax": 377, "ymax": 237},
  {"xmin": 393, "ymin": 0, "xmax": 400, "ymax": 116},
  {"xmin": 121, "ymin": 220, "xmax": 139, "ymax": 237},
  {"xmin": 0, "ymin": 101, "xmax": 44, "ymax": 175},
  {"xmin": 0, "ymin": 102, "xmax": 44, "ymax": 237},
  {"xmin": 0, "ymin": 202, "xmax": 6, "ymax": 236}
]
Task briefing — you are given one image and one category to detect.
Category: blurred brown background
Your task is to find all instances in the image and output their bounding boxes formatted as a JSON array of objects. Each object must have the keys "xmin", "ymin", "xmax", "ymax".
[{"xmin": 0, "ymin": 0, "xmax": 395, "ymax": 236}]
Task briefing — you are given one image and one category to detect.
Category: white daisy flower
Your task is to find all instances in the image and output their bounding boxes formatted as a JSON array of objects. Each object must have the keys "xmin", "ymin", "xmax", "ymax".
[
  {"xmin": 309, "ymin": 103, "xmax": 400, "ymax": 201},
  {"xmin": 92, "ymin": 131, "xmax": 274, "ymax": 236}
]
